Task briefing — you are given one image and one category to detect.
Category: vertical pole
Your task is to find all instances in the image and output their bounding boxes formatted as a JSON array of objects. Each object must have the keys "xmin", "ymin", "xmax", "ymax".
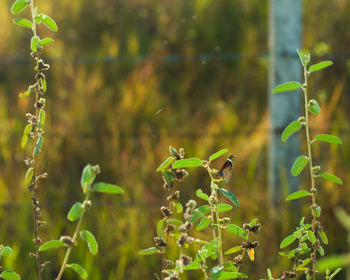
[{"xmin": 268, "ymin": 0, "xmax": 302, "ymax": 206}]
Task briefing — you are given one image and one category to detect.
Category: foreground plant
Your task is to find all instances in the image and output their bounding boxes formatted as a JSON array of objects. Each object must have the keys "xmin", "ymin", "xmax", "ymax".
[
  {"xmin": 270, "ymin": 49, "xmax": 342, "ymax": 279},
  {"xmin": 0, "ymin": 245, "xmax": 21, "ymax": 280},
  {"xmin": 140, "ymin": 147, "xmax": 260, "ymax": 279},
  {"xmin": 39, "ymin": 164, "xmax": 124, "ymax": 279},
  {"xmin": 11, "ymin": 0, "xmax": 57, "ymax": 278}
]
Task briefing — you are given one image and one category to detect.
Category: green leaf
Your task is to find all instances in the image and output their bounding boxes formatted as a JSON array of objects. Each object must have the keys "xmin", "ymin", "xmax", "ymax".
[
  {"xmin": 40, "ymin": 14, "xmax": 58, "ymax": 32},
  {"xmin": 183, "ymin": 261, "xmax": 201, "ymax": 270},
  {"xmin": 38, "ymin": 109, "xmax": 46, "ymax": 130},
  {"xmin": 156, "ymin": 157, "xmax": 174, "ymax": 172},
  {"xmin": 172, "ymin": 158, "xmax": 202, "ymax": 169},
  {"xmin": 317, "ymin": 245, "xmax": 325, "ymax": 256},
  {"xmin": 25, "ymin": 167, "xmax": 34, "ymax": 186},
  {"xmin": 39, "ymin": 240, "xmax": 65, "ymax": 252},
  {"xmin": 225, "ymin": 224, "xmax": 248, "ymax": 239},
  {"xmin": 11, "ymin": 0, "xmax": 29, "ymax": 15},
  {"xmin": 317, "ymin": 255, "xmax": 350, "ymax": 271},
  {"xmin": 217, "ymin": 204, "xmax": 233, "ymax": 213},
  {"xmin": 282, "ymin": 120, "xmax": 302, "ymax": 142},
  {"xmin": 224, "ymin": 246, "xmax": 242, "ymax": 255},
  {"xmin": 296, "ymin": 49, "xmax": 307, "ymax": 66},
  {"xmin": 166, "ymin": 218, "xmax": 183, "ymax": 227},
  {"xmin": 21, "ymin": 124, "xmax": 32, "ymax": 148},
  {"xmin": 291, "ymin": 155, "xmax": 309, "ymax": 176},
  {"xmin": 308, "ymin": 99, "xmax": 321, "ymax": 115},
  {"xmin": 138, "ymin": 247, "xmax": 161, "ymax": 255},
  {"xmin": 320, "ymin": 172, "xmax": 343, "ymax": 185},
  {"xmin": 312, "ymin": 206, "xmax": 321, "ymax": 218},
  {"xmin": 19, "ymin": 89, "xmax": 32, "ymax": 99},
  {"xmin": 40, "ymin": 78, "xmax": 47, "ymax": 93},
  {"xmin": 33, "ymin": 136, "xmax": 43, "ymax": 156},
  {"xmin": 2, "ymin": 246, "xmax": 12, "ymax": 257},
  {"xmin": 174, "ymin": 202, "xmax": 183, "ymax": 214},
  {"xmin": 79, "ymin": 230, "xmax": 98, "ymax": 255},
  {"xmin": 92, "ymin": 182, "xmax": 124, "ymax": 194},
  {"xmin": 211, "ymin": 271, "xmax": 247, "ymax": 279},
  {"xmin": 319, "ymin": 230, "xmax": 328, "ymax": 245},
  {"xmin": 218, "ymin": 187, "xmax": 239, "ymax": 207},
  {"xmin": 0, "ymin": 270, "xmax": 21, "ymax": 280},
  {"xmin": 157, "ymin": 220, "xmax": 164, "ymax": 238},
  {"xmin": 314, "ymin": 134, "xmax": 342, "ymax": 144},
  {"xmin": 280, "ymin": 234, "xmax": 297, "ymax": 248},
  {"xmin": 308, "ymin": 61, "xmax": 333, "ymax": 73},
  {"xmin": 307, "ymin": 230, "xmax": 316, "ymax": 244},
  {"xmin": 249, "ymin": 218, "xmax": 258, "ymax": 228},
  {"xmin": 68, "ymin": 263, "xmax": 87, "ymax": 280},
  {"xmin": 329, "ymin": 268, "xmax": 342, "ymax": 279},
  {"xmin": 31, "ymin": 36, "xmax": 40, "ymax": 52},
  {"xmin": 13, "ymin": 18, "xmax": 32, "ymax": 28},
  {"xmin": 285, "ymin": 190, "xmax": 310, "ymax": 201},
  {"xmin": 81, "ymin": 164, "xmax": 100, "ymax": 191},
  {"xmin": 196, "ymin": 217, "xmax": 211, "ymax": 231},
  {"xmin": 196, "ymin": 189, "xmax": 209, "ymax": 201},
  {"xmin": 162, "ymin": 170, "xmax": 175, "ymax": 188},
  {"xmin": 272, "ymin": 81, "xmax": 302, "ymax": 93},
  {"xmin": 67, "ymin": 202, "xmax": 84, "ymax": 222},
  {"xmin": 209, "ymin": 149, "xmax": 228, "ymax": 161},
  {"xmin": 40, "ymin": 38, "xmax": 54, "ymax": 46}
]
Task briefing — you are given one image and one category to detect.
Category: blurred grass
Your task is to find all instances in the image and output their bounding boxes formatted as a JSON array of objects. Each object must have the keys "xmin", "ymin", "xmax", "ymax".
[{"xmin": 0, "ymin": 0, "xmax": 350, "ymax": 279}]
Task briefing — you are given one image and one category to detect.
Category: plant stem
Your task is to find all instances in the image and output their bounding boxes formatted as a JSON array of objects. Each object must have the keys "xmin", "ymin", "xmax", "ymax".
[
  {"xmin": 29, "ymin": 1, "xmax": 43, "ymax": 279},
  {"xmin": 201, "ymin": 259, "xmax": 209, "ymax": 280},
  {"xmin": 236, "ymin": 232, "xmax": 250, "ymax": 272},
  {"xmin": 56, "ymin": 193, "xmax": 91, "ymax": 280},
  {"xmin": 303, "ymin": 66, "xmax": 318, "ymax": 279},
  {"xmin": 214, "ymin": 185, "xmax": 224, "ymax": 265}
]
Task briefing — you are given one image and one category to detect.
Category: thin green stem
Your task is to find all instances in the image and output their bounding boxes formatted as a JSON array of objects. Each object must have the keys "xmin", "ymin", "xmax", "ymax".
[
  {"xmin": 201, "ymin": 259, "xmax": 209, "ymax": 280},
  {"xmin": 56, "ymin": 193, "xmax": 91, "ymax": 280},
  {"xmin": 213, "ymin": 185, "xmax": 224, "ymax": 265},
  {"xmin": 303, "ymin": 67, "xmax": 318, "ymax": 279}
]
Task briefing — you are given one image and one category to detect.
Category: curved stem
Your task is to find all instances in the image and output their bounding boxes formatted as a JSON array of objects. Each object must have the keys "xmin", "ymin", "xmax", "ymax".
[{"xmin": 56, "ymin": 193, "xmax": 90, "ymax": 280}]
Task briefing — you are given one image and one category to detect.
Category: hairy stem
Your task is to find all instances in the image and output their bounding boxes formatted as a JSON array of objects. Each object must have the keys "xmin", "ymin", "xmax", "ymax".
[
  {"xmin": 56, "ymin": 193, "xmax": 91, "ymax": 280},
  {"xmin": 303, "ymin": 67, "xmax": 318, "ymax": 279}
]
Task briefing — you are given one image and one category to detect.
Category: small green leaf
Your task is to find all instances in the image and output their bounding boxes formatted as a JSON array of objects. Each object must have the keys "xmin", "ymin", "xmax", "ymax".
[
  {"xmin": 280, "ymin": 234, "xmax": 297, "ymax": 248},
  {"xmin": 38, "ymin": 109, "xmax": 46, "ymax": 130},
  {"xmin": 172, "ymin": 158, "xmax": 203, "ymax": 169},
  {"xmin": 79, "ymin": 230, "xmax": 98, "ymax": 255},
  {"xmin": 156, "ymin": 157, "xmax": 174, "ymax": 172},
  {"xmin": 13, "ymin": 18, "xmax": 32, "ymax": 28},
  {"xmin": 19, "ymin": 89, "xmax": 32, "ymax": 99},
  {"xmin": 0, "ymin": 270, "xmax": 21, "ymax": 280},
  {"xmin": 297, "ymin": 49, "xmax": 307, "ymax": 66},
  {"xmin": 291, "ymin": 155, "xmax": 309, "ymax": 176},
  {"xmin": 92, "ymin": 182, "xmax": 124, "ymax": 194},
  {"xmin": 225, "ymin": 224, "xmax": 248, "ymax": 239},
  {"xmin": 31, "ymin": 36, "xmax": 40, "ymax": 52},
  {"xmin": 183, "ymin": 261, "xmax": 201, "ymax": 270},
  {"xmin": 308, "ymin": 99, "xmax": 321, "ymax": 115},
  {"xmin": 25, "ymin": 167, "xmax": 34, "ymax": 186},
  {"xmin": 11, "ymin": 0, "xmax": 29, "ymax": 14},
  {"xmin": 21, "ymin": 124, "xmax": 32, "ymax": 148},
  {"xmin": 249, "ymin": 218, "xmax": 258, "ymax": 228},
  {"xmin": 166, "ymin": 218, "xmax": 183, "ymax": 227},
  {"xmin": 2, "ymin": 246, "xmax": 12, "ymax": 257},
  {"xmin": 285, "ymin": 190, "xmax": 310, "ymax": 201},
  {"xmin": 211, "ymin": 271, "xmax": 248, "ymax": 279},
  {"xmin": 40, "ymin": 78, "xmax": 47, "ymax": 93},
  {"xmin": 329, "ymin": 268, "xmax": 342, "ymax": 279},
  {"xmin": 196, "ymin": 217, "xmax": 211, "ymax": 231},
  {"xmin": 224, "ymin": 246, "xmax": 242, "ymax": 255},
  {"xmin": 196, "ymin": 189, "xmax": 209, "ymax": 201},
  {"xmin": 314, "ymin": 134, "xmax": 342, "ymax": 144},
  {"xmin": 81, "ymin": 164, "xmax": 100, "ymax": 191},
  {"xmin": 162, "ymin": 170, "xmax": 175, "ymax": 188},
  {"xmin": 40, "ymin": 38, "xmax": 54, "ymax": 46},
  {"xmin": 40, "ymin": 14, "xmax": 58, "ymax": 32},
  {"xmin": 319, "ymin": 230, "xmax": 328, "ymax": 245},
  {"xmin": 217, "ymin": 204, "xmax": 233, "ymax": 213},
  {"xmin": 174, "ymin": 202, "xmax": 183, "ymax": 214},
  {"xmin": 67, "ymin": 202, "xmax": 84, "ymax": 222},
  {"xmin": 138, "ymin": 247, "xmax": 161, "ymax": 255},
  {"xmin": 33, "ymin": 135, "xmax": 43, "ymax": 156},
  {"xmin": 68, "ymin": 263, "xmax": 87, "ymax": 280},
  {"xmin": 39, "ymin": 240, "xmax": 65, "ymax": 252},
  {"xmin": 282, "ymin": 120, "xmax": 302, "ymax": 142},
  {"xmin": 317, "ymin": 245, "xmax": 325, "ymax": 256},
  {"xmin": 320, "ymin": 172, "xmax": 343, "ymax": 185},
  {"xmin": 308, "ymin": 61, "xmax": 333, "ymax": 73},
  {"xmin": 307, "ymin": 231, "xmax": 316, "ymax": 244},
  {"xmin": 209, "ymin": 149, "xmax": 228, "ymax": 161},
  {"xmin": 157, "ymin": 219, "xmax": 164, "ymax": 238},
  {"xmin": 218, "ymin": 187, "xmax": 239, "ymax": 207},
  {"xmin": 272, "ymin": 81, "xmax": 302, "ymax": 93}
]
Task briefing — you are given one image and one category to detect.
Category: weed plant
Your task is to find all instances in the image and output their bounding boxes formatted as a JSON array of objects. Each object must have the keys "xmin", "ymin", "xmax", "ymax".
[{"xmin": 140, "ymin": 147, "xmax": 260, "ymax": 279}]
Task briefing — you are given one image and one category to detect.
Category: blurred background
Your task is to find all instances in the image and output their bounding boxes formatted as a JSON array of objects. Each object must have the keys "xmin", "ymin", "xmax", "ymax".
[{"xmin": 0, "ymin": 0, "xmax": 349, "ymax": 279}]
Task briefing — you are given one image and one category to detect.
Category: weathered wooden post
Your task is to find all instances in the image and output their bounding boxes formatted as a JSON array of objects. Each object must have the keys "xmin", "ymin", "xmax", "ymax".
[{"xmin": 268, "ymin": 0, "xmax": 302, "ymax": 206}]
